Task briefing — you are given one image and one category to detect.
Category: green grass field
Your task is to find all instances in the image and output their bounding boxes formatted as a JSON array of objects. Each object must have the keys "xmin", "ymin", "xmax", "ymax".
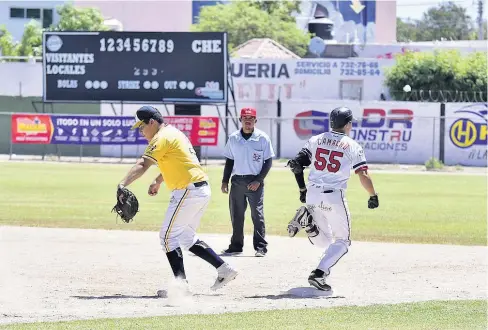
[
  {"xmin": 2, "ymin": 300, "xmax": 486, "ymax": 330},
  {"xmin": 1, "ymin": 162, "xmax": 486, "ymax": 328},
  {"xmin": 0, "ymin": 162, "xmax": 486, "ymax": 245}
]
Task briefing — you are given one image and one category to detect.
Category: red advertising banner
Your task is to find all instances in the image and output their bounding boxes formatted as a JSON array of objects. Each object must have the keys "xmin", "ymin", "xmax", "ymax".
[
  {"xmin": 11, "ymin": 114, "xmax": 53, "ymax": 144},
  {"xmin": 163, "ymin": 116, "xmax": 220, "ymax": 146}
]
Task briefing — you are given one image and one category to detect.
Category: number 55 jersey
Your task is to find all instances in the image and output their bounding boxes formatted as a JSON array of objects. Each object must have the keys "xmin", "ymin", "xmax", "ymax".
[{"xmin": 302, "ymin": 131, "xmax": 368, "ymax": 190}]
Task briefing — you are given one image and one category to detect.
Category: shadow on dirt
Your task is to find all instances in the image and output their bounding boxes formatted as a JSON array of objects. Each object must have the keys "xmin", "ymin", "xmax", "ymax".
[
  {"xmin": 72, "ymin": 294, "xmax": 159, "ymax": 300},
  {"xmin": 71, "ymin": 292, "xmax": 223, "ymax": 300},
  {"xmin": 245, "ymin": 287, "xmax": 346, "ymax": 300}
]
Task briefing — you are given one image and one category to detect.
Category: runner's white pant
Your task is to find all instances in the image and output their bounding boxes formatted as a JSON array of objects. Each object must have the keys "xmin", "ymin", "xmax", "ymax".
[
  {"xmin": 306, "ymin": 184, "xmax": 351, "ymax": 276},
  {"xmin": 160, "ymin": 183, "xmax": 210, "ymax": 253}
]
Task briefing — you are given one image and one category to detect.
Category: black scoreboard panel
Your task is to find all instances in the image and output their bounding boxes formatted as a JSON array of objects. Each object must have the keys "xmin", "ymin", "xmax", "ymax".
[{"xmin": 42, "ymin": 31, "xmax": 227, "ymax": 103}]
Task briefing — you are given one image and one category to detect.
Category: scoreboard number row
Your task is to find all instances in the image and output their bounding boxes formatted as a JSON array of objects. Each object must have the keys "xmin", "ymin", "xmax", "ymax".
[{"xmin": 99, "ymin": 37, "xmax": 175, "ymax": 53}]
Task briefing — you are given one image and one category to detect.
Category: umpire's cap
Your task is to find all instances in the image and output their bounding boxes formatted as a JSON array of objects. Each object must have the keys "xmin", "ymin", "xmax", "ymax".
[
  {"xmin": 330, "ymin": 106, "xmax": 355, "ymax": 129},
  {"xmin": 240, "ymin": 107, "xmax": 257, "ymax": 118},
  {"xmin": 131, "ymin": 106, "xmax": 164, "ymax": 129}
]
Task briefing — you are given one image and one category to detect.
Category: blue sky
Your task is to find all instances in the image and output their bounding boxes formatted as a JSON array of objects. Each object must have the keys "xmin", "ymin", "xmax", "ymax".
[{"xmin": 396, "ymin": 0, "xmax": 487, "ymax": 20}]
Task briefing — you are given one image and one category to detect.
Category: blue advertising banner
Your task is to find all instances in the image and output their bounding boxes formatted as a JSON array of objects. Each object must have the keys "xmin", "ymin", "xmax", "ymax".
[{"xmin": 49, "ymin": 115, "xmax": 144, "ymax": 145}]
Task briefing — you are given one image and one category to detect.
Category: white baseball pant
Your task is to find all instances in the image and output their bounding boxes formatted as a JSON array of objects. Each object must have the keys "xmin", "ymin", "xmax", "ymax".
[
  {"xmin": 306, "ymin": 184, "xmax": 351, "ymax": 276},
  {"xmin": 160, "ymin": 183, "xmax": 211, "ymax": 253}
]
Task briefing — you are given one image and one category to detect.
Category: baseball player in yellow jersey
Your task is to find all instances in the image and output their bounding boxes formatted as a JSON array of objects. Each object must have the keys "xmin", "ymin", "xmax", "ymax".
[{"xmin": 118, "ymin": 106, "xmax": 238, "ymax": 296}]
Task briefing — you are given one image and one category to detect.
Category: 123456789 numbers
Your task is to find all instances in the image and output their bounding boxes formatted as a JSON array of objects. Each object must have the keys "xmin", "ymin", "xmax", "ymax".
[{"xmin": 99, "ymin": 38, "xmax": 174, "ymax": 53}]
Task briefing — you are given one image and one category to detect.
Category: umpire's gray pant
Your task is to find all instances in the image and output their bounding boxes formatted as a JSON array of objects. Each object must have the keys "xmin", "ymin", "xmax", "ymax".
[{"xmin": 228, "ymin": 175, "xmax": 268, "ymax": 252}]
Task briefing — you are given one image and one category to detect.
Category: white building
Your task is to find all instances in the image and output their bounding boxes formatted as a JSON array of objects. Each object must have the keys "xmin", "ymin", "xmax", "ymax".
[
  {"xmin": 0, "ymin": 1, "xmax": 62, "ymax": 41},
  {"xmin": 0, "ymin": 0, "xmax": 193, "ymax": 43}
]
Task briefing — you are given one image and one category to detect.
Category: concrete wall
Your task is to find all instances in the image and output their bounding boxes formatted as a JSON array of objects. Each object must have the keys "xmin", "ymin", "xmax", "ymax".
[{"xmin": 0, "ymin": 96, "xmax": 101, "ymax": 156}]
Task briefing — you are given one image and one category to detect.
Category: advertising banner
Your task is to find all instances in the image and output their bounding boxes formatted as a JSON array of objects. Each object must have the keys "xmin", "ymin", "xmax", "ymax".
[
  {"xmin": 163, "ymin": 116, "xmax": 220, "ymax": 146},
  {"xmin": 11, "ymin": 114, "xmax": 219, "ymax": 146},
  {"xmin": 11, "ymin": 114, "xmax": 53, "ymax": 144},
  {"xmin": 229, "ymin": 58, "xmax": 394, "ymax": 102},
  {"xmin": 281, "ymin": 101, "xmax": 440, "ymax": 164},
  {"xmin": 444, "ymin": 103, "xmax": 487, "ymax": 166},
  {"xmin": 50, "ymin": 115, "xmax": 142, "ymax": 145}
]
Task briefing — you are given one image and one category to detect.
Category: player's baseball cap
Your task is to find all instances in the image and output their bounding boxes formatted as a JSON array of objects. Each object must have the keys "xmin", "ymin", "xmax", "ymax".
[
  {"xmin": 240, "ymin": 107, "xmax": 256, "ymax": 118},
  {"xmin": 131, "ymin": 106, "xmax": 164, "ymax": 129},
  {"xmin": 330, "ymin": 106, "xmax": 356, "ymax": 129}
]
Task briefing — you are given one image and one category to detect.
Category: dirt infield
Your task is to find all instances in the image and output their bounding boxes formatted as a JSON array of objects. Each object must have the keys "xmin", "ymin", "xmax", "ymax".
[{"xmin": 1, "ymin": 226, "xmax": 486, "ymax": 325}]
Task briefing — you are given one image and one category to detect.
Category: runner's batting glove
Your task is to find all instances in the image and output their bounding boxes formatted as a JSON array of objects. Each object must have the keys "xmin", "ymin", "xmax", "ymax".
[
  {"xmin": 112, "ymin": 185, "xmax": 139, "ymax": 223},
  {"xmin": 368, "ymin": 194, "xmax": 379, "ymax": 209}
]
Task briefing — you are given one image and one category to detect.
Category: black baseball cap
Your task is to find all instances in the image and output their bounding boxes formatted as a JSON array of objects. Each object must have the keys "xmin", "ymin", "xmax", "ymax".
[
  {"xmin": 131, "ymin": 106, "xmax": 164, "ymax": 129},
  {"xmin": 330, "ymin": 106, "xmax": 357, "ymax": 129}
]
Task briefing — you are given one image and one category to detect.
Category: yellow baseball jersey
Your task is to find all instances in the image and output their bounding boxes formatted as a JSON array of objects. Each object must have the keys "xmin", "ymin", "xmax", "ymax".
[{"xmin": 143, "ymin": 124, "xmax": 208, "ymax": 190}]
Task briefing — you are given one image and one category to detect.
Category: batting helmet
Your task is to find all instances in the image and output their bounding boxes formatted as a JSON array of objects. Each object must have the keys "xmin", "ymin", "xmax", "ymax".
[{"xmin": 330, "ymin": 107, "xmax": 354, "ymax": 129}]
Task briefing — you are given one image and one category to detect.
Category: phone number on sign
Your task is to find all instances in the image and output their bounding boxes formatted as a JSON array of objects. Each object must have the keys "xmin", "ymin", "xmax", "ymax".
[
  {"xmin": 341, "ymin": 69, "xmax": 381, "ymax": 76},
  {"xmin": 341, "ymin": 61, "xmax": 379, "ymax": 69}
]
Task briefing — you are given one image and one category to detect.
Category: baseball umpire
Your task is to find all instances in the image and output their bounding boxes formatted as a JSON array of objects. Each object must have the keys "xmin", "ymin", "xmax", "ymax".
[
  {"xmin": 221, "ymin": 107, "xmax": 275, "ymax": 257},
  {"xmin": 115, "ymin": 106, "xmax": 238, "ymax": 297}
]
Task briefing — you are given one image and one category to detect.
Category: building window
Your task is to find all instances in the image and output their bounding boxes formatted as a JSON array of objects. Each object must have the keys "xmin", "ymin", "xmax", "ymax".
[
  {"xmin": 26, "ymin": 8, "xmax": 41, "ymax": 19},
  {"xmin": 42, "ymin": 9, "xmax": 53, "ymax": 28},
  {"xmin": 9, "ymin": 7, "xmax": 54, "ymax": 27},
  {"xmin": 10, "ymin": 7, "xmax": 25, "ymax": 18},
  {"xmin": 340, "ymin": 80, "xmax": 363, "ymax": 101}
]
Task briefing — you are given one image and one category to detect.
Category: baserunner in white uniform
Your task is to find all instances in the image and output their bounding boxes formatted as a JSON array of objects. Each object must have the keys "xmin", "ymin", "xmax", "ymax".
[{"xmin": 286, "ymin": 106, "xmax": 379, "ymax": 292}]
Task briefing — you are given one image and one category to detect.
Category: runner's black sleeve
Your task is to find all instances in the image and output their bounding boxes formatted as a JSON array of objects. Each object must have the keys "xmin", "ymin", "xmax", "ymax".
[{"xmin": 288, "ymin": 148, "xmax": 311, "ymax": 189}]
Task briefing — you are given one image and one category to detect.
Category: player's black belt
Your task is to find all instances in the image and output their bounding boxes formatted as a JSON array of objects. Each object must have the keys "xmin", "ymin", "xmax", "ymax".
[
  {"xmin": 193, "ymin": 181, "xmax": 208, "ymax": 187},
  {"xmin": 323, "ymin": 190, "xmax": 334, "ymax": 193}
]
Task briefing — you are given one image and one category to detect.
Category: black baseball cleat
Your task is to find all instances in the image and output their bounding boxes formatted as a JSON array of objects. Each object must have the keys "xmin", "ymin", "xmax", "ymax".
[
  {"xmin": 221, "ymin": 247, "xmax": 243, "ymax": 256},
  {"xmin": 308, "ymin": 269, "xmax": 332, "ymax": 291}
]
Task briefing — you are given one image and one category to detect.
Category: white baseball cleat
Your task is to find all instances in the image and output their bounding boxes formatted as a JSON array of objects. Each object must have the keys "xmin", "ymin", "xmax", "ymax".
[{"xmin": 211, "ymin": 263, "xmax": 238, "ymax": 291}]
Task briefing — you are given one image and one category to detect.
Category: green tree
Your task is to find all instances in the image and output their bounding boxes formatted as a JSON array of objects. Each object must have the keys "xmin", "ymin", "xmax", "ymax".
[
  {"xmin": 396, "ymin": 18, "xmax": 419, "ymax": 42},
  {"xmin": 0, "ymin": 25, "xmax": 19, "ymax": 56},
  {"xmin": 48, "ymin": 4, "xmax": 110, "ymax": 31},
  {"xmin": 416, "ymin": 2, "xmax": 474, "ymax": 41},
  {"xmin": 191, "ymin": 1, "xmax": 309, "ymax": 57},
  {"xmin": 460, "ymin": 52, "xmax": 487, "ymax": 91},
  {"xmin": 384, "ymin": 49, "xmax": 487, "ymax": 101},
  {"xmin": 469, "ymin": 20, "xmax": 487, "ymax": 40},
  {"xmin": 18, "ymin": 20, "xmax": 42, "ymax": 57},
  {"xmin": 396, "ymin": 2, "xmax": 481, "ymax": 41},
  {"xmin": 249, "ymin": 0, "xmax": 301, "ymax": 22}
]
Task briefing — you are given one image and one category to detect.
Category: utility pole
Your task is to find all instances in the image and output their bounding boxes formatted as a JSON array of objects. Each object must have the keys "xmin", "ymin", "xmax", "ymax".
[{"xmin": 478, "ymin": 0, "xmax": 484, "ymax": 40}]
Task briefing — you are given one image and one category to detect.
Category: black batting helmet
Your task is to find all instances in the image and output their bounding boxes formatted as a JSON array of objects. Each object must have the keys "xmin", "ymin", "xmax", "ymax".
[{"xmin": 330, "ymin": 107, "xmax": 354, "ymax": 129}]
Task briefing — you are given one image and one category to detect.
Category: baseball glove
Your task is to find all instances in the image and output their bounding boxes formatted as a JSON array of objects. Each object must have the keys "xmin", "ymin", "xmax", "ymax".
[
  {"xmin": 112, "ymin": 186, "xmax": 139, "ymax": 223},
  {"xmin": 368, "ymin": 194, "xmax": 379, "ymax": 209}
]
